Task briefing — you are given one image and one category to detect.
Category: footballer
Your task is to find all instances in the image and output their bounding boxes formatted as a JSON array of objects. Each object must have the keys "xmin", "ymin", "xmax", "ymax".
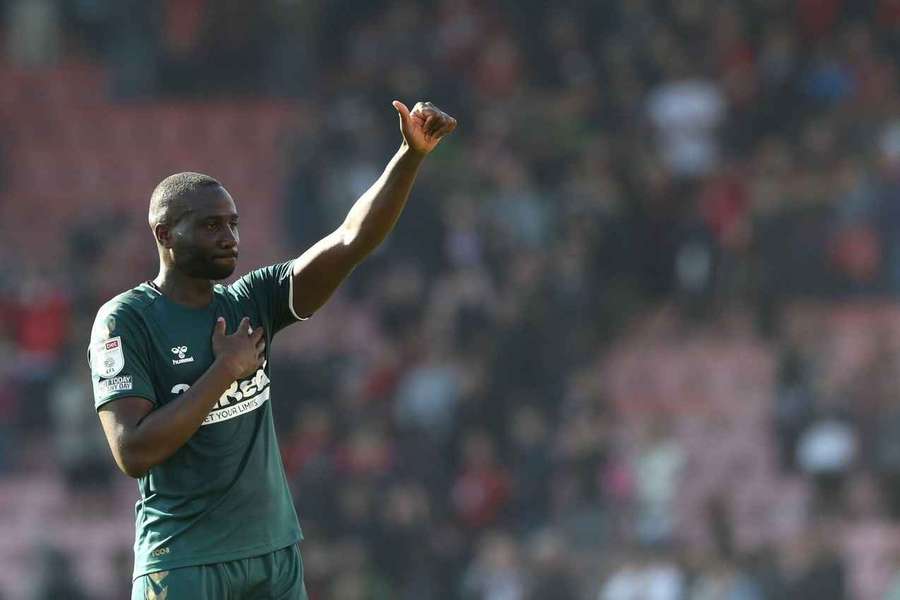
[{"xmin": 87, "ymin": 101, "xmax": 456, "ymax": 599}]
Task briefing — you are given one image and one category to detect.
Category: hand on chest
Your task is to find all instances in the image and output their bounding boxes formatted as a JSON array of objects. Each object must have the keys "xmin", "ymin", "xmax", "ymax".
[{"xmin": 151, "ymin": 314, "xmax": 270, "ymax": 416}]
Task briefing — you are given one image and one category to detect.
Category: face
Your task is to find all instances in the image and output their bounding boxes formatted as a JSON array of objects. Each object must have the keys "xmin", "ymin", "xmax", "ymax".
[{"xmin": 164, "ymin": 187, "xmax": 240, "ymax": 280}]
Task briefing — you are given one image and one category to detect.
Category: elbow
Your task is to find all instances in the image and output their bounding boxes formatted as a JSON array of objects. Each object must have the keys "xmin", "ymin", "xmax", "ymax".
[
  {"xmin": 120, "ymin": 461, "xmax": 149, "ymax": 479},
  {"xmin": 115, "ymin": 442, "xmax": 151, "ymax": 478},
  {"xmin": 117, "ymin": 455, "xmax": 149, "ymax": 479}
]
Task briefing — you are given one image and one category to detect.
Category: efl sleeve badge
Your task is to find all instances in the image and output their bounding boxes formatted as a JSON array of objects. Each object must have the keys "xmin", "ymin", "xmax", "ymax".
[{"xmin": 91, "ymin": 336, "xmax": 126, "ymax": 378}]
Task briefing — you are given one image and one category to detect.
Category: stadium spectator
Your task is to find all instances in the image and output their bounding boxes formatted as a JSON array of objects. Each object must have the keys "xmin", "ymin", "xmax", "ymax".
[{"xmin": 6, "ymin": 2, "xmax": 900, "ymax": 598}]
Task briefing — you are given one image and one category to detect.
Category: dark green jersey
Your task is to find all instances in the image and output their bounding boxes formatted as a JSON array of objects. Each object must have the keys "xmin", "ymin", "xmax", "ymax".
[{"xmin": 87, "ymin": 261, "xmax": 305, "ymax": 579}]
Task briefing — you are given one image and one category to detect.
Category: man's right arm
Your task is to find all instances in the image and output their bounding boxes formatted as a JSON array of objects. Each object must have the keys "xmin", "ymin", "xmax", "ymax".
[{"xmin": 98, "ymin": 317, "xmax": 265, "ymax": 478}]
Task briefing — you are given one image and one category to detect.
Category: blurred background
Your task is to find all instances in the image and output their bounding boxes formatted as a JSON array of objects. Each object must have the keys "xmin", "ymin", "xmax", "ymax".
[{"xmin": 3, "ymin": 0, "xmax": 900, "ymax": 599}]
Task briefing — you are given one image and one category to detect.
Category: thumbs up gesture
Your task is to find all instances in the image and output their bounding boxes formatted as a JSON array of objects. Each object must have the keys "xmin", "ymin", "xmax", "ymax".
[{"xmin": 392, "ymin": 100, "xmax": 458, "ymax": 155}]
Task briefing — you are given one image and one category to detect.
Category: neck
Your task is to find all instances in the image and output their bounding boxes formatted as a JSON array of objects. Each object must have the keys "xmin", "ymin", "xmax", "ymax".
[{"xmin": 152, "ymin": 266, "xmax": 214, "ymax": 308}]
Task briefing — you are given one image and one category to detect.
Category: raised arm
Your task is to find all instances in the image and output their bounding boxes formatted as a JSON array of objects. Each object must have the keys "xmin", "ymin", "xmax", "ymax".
[{"xmin": 289, "ymin": 100, "xmax": 457, "ymax": 319}]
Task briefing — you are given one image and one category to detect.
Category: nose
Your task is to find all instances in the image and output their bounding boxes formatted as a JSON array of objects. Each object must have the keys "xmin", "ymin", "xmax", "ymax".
[{"xmin": 218, "ymin": 227, "xmax": 238, "ymax": 249}]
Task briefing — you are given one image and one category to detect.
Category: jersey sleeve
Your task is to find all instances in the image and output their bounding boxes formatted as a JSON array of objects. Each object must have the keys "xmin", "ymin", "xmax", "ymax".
[
  {"xmin": 87, "ymin": 303, "xmax": 157, "ymax": 410},
  {"xmin": 228, "ymin": 259, "xmax": 308, "ymax": 337}
]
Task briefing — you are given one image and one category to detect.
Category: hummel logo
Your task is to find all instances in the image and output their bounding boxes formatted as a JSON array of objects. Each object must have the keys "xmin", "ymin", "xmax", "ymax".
[{"xmin": 171, "ymin": 345, "xmax": 195, "ymax": 365}]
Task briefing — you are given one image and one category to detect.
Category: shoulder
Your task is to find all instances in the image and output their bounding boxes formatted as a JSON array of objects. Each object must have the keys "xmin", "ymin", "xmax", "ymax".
[
  {"xmin": 95, "ymin": 285, "xmax": 156, "ymax": 319},
  {"xmin": 90, "ymin": 285, "xmax": 157, "ymax": 341},
  {"xmin": 225, "ymin": 261, "xmax": 295, "ymax": 294}
]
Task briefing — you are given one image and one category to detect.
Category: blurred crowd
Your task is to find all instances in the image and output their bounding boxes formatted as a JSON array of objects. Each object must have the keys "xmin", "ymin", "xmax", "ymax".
[{"xmin": 5, "ymin": 0, "xmax": 900, "ymax": 599}]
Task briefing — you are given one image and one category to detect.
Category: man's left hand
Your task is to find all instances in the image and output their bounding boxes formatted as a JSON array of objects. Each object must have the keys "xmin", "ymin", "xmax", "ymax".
[{"xmin": 392, "ymin": 100, "xmax": 458, "ymax": 155}]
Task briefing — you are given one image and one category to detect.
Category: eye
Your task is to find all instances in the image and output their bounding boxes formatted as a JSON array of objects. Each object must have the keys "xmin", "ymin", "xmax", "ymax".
[{"xmin": 206, "ymin": 221, "xmax": 219, "ymax": 232}]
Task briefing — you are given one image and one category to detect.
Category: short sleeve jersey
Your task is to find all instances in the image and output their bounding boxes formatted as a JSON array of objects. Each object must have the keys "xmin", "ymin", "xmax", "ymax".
[{"xmin": 87, "ymin": 261, "xmax": 305, "ymax": 579}]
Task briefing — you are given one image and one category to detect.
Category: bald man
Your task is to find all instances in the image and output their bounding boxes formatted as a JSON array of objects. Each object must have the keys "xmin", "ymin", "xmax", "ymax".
[{"xmin": 87, "ymin": 101, "xmax": 456, "ymax": 599}]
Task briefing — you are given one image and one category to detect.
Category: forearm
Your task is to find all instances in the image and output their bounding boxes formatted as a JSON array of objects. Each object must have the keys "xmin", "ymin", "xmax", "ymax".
[
  {"xmin": 122, "ymin": 360, "xmax": 235, "ymax": 475},
  {"xmin": 286, "ymin": 101, "xmax": 454, "ymax": 317},
  {"xmin": 341, "ymin": 143, "xmax": 425, "ymax": 256}
]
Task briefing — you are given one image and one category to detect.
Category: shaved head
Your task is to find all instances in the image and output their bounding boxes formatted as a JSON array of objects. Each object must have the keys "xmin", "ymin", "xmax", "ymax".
[{"xmin": 149, "ymin": 172, "xmax": 223, "ymax": 228}]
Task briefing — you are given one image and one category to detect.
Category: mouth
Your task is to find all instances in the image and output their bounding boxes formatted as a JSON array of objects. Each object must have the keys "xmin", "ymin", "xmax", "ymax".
[{"xmin": 213, "ymin": 254, "xmax": 238, "ymax": 262}]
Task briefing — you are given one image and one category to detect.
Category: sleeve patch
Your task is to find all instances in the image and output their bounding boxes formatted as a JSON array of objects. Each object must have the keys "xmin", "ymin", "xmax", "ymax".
[
  {"xmin": 91, "ymin": 336, "xmax": 125, "ymax": 378},
  {"xmin": 95, "ymin": 375, "xmax": 134, "ymax": 399}
]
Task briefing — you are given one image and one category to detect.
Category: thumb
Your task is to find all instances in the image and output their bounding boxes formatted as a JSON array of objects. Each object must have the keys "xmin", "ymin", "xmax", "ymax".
[
  {"xmin": 392, "ymin": 100, "xmax": 410, "ymax": 126},
  {"xmin": 212, "ymin": 316, "xmax": 226, "ymax": 338}
]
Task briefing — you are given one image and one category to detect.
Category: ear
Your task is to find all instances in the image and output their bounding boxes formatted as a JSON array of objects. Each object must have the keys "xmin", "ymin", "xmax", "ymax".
[{"xmin": 154, "ymin": 223, "xmax": 173, "ymax": 249}]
